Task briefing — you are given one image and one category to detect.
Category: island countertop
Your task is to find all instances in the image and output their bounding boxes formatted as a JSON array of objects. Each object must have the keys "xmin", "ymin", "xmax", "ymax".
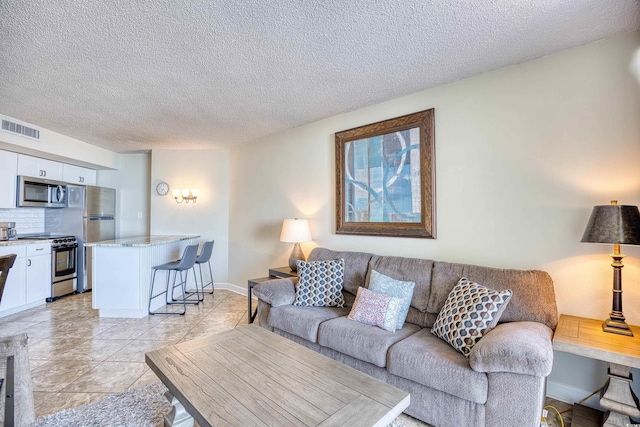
[{"xmin": 84, "ymin": 235, "xmax": 200, "ymax": 247}]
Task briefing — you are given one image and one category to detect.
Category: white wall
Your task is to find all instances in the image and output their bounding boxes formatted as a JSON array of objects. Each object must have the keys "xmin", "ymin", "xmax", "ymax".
[
  {"xmin": 0, "ymin": 113, "xmax": 120, "ymax": 169},
  {"xmin": 150, "ymin": 149, "xmax": 230, "ymax": 283},
  {"xmin": 229, "ymin": 31, "xmax": 640, "ymax": 406},
  {"xmin": 96, "ymin": 153, "xmax": 151, "ymax": 238}
]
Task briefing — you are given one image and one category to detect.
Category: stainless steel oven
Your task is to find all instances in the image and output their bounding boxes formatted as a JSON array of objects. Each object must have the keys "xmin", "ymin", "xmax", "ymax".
[{"xmin": 49, "ymin": 237, "xmax": 78, "ymax": 301}]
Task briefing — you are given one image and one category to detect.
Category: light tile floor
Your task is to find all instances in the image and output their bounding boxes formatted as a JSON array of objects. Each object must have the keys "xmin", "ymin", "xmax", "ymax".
[
  {"xmin": 1, "ymin": 290, "xmax": 575, "ymax": 425},
  {"xmin": 0, "ymin": 289, "xmax": 250, "ymax": 419}
]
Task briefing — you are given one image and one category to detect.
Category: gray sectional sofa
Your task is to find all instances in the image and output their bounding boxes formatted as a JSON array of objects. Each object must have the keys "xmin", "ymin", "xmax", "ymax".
[{"xmin": 253, "ymin": 248, "xmax": 558, "ymax": 427}]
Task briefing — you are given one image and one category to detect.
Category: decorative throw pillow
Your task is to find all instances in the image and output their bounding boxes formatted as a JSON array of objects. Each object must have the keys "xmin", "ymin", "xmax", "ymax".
[
  {"xmin": 348, "ymin": 286, "xmax": 405, "ymax": 332},
  {"xmin": 431, "ymin": 278, "xmax": 512, "ymax": 356},
  {"xmin": 293, "ymin": 259, "xmax": 345, "ymax": 307},
  {"xmin": 368, "ymin": 269, "xmax": 415, "ymax": 330}
]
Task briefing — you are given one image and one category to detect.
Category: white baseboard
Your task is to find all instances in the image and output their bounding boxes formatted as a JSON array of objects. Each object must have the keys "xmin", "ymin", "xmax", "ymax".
[
  {"xmin": 213, "ymin": 282, "xmax": 247, "ymax": 296},
  {"xmin": 546, "ymin": 380, "xmax": 602, "ymax": 409}
]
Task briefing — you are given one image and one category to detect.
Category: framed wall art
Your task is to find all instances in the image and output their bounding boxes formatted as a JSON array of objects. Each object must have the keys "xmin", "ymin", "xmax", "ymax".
[{"xmin": 335, "ymin": 109, "xmax": 435, "ymax": 238}]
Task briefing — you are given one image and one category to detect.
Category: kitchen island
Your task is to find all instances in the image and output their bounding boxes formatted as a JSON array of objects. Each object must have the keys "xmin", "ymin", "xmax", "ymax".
[{"xmin": 85, "ymin": 235, "xmax": 200, "ymax": 318}]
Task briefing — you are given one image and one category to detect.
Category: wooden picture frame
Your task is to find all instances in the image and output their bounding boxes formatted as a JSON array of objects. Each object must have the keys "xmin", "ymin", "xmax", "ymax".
[{"xmin": 335, "ymin": 109, "xmax": 435, "ymax": 238}]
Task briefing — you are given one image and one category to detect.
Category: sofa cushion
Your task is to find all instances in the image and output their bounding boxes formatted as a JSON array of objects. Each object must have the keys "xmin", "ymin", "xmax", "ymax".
[
  {"xmin": 269, "ymin": 305, "xmax": 350, "ymax": 343},
  {"xmin": 428, "ymin": 261, "xmax": 558, "ymax": 330},
  {"xmin": 387, "ymin": 328, "xmax": 488, "ymax": 404},
  {"xmin": 348, "ymin": 286, "xmax": 405, "ymax": 332},
  {"xmin": 308, "ymin": 248, "xmax": 374, "ymax": 295},
  {"xmin": 367, "ymin": 255, "xmax": 433, "ymax": 312},
  {"xmin": 469, "ymin": 321, "xmax": 554, "ymax": 377},
  {"xmin": 431, "ymin": 278, "xmax": 512, "ymax": 356},
  {"xmin": 368, "ymin": 269, "xmax": 415, "ymax": 330},
  {"xmin": 253, "ymin": 278, "xmax": 296, "ymax": 307},
  {"xmin": 318, "ymin": 316, "xmax": 421, "ymax": 367},
  {"xmin": 293, "ymin": 259, "xmax": 345, "ymax": 307}
]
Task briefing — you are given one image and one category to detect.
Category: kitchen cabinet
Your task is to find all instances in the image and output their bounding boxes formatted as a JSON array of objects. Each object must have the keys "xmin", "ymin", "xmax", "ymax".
[
  {"xmin": 25, "ymin": 243, "xmax": 51, "ymax": 305},
  {"xmin": 0, "ymin": 242, "xmax": 50, "ymax": 317},
  {"xmin": 0, "ymin": 150, "xmax": 17, "ymax": 208},
  {"xmin": 0, "ymin": 245, "xmax": 27, "ymax": 315},
  {"xmin": 63, "ymin": 164, "xmax": 97, "ymax": 186},
  {"xmin": 17, "ymin": 154, "xmax": 63, "ymax": 181}
]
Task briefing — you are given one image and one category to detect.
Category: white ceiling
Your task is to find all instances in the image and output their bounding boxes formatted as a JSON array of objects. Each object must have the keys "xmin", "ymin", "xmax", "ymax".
[{"xmin": 0, "ymin": 1, "xmax": 638, "ymax": 153}]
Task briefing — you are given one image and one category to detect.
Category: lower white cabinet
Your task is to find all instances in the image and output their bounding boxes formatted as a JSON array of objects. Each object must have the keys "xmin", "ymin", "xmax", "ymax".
[
  {"xmin": 0, "ymin": 242, "xmax": 50, "ymax": 317},
  {"xmin": 0, "ymin": 245, "xmax": 27, "ymax": 314},
  {"xmin": 26, "ymin": 243, "xmax": 51, "ymax": 305}
]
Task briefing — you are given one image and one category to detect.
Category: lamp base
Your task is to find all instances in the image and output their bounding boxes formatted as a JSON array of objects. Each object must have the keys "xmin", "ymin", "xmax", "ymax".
[
  {"xmin": 288, "ymin": 243, "xmax": 305, "ymax": 272},
  {"xmin": 603, "ymin": 318, "xmax": 634, "ymax": 337}
]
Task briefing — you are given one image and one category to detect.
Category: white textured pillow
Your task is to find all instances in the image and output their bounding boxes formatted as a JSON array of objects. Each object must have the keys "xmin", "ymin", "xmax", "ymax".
[
  {"xmin": 431, "ymin": 278, "xmax": 512, "ymax": 356},
  {"xmin": 348, "ymin": 287, "xmax": 405, "ymax": 332}
]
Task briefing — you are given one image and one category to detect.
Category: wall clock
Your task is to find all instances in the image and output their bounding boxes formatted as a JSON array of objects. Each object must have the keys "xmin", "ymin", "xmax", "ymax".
[{"xmin": 156, "ymin": 181, "xmax": 169, "ymax": 196}]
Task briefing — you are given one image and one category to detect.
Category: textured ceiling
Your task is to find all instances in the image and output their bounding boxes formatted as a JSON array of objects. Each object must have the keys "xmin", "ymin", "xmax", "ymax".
[{"xmin": 0, "ymin": 1, "xmax": 639, "ymax": 153}]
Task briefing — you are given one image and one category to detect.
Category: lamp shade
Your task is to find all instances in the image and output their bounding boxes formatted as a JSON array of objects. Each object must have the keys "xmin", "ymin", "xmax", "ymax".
[
  {"xmin": 581, "ymin": 204, "xmax": 640, "ymax": 245},
  {"xmin": 280, "ymin": 218, "xmax": 311, "ymax": 243}
]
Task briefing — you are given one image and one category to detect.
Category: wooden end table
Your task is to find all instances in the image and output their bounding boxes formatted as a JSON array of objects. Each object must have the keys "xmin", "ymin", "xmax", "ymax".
[
  {"xmin": 552, "ymin": 314, "xmax": 640, "ymax": 426},
  {"xmin": 247, "ymin": 266, "xmax": 297, "ymax": 323}
]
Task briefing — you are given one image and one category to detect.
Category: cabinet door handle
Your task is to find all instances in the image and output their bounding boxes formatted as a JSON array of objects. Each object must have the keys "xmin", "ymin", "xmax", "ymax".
[
  {"xmin": 27, "ymin": 259, "xmax": 32, "ymax": 267},
  {"xmin": 35, "ymin": 248, "xmax": 43, "ymax": 251},
  {"xmin": 39, "ymin": 170, "xmax": 43, "ymax": 177},
  {"xmin": 43, "ymin": 170, "xmax": 46, "ymax": 177}
]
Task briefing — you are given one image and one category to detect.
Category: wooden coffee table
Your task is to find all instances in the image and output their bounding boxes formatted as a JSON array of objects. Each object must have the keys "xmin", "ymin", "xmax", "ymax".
[{"xmin": 146, "ymin": 324, "xmax": 410, "ymax": 427}]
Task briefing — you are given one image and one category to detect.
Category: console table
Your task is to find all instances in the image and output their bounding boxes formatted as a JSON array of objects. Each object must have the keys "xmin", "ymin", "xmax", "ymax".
[
  {"xmin": 552, "ymin": 314, "xmax": 640, "ymax": 427},
  {"xmin": 247, "ymin": 267, "xmax": 297, "ymax": 323}
]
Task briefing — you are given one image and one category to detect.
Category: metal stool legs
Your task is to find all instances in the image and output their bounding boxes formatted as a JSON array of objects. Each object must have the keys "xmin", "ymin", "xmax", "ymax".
[
  {"xmin": 148, "ymin": 244, "xmax": 199, "ymax": 315},
  {"xmin": 195, "ymin": 240, "xmax": 215, "ymax": 295}
]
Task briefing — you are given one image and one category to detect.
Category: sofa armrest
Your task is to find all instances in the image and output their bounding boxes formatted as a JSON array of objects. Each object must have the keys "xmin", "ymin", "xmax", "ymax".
[
  {"xmin": 468, "ymin": 321, "xmax": 554, "ymax": 377},
  {"xmin": 253, "ymin": 278, "xmax": 297, "ymax": 307}
]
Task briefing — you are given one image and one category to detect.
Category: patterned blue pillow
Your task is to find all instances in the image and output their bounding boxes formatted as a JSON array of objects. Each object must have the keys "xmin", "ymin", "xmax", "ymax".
[
  {"xmin": 293, "ymin": 259, "xmax": 345, "ymax": 307},
  {"xmin": 368, "ymin": 269, "xmax": 415, "ymax": 330}
]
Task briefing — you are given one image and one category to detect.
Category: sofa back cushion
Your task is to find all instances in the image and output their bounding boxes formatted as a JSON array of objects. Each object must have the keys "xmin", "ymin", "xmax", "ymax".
[
  {"xmin": 366, "ymin": 255, "xmax": 433, "ymax": 312},
  {"xmin": 308, "ymin": 248, "xmax": 374, "ymax": 296},
  {"xmin": 428, "ymin": 261, "xmax": 558, "ymax": 330}
]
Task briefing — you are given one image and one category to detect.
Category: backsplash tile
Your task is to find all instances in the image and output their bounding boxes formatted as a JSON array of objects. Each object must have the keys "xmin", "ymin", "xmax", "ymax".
[{"xmin": 0, "ymin": 208, "xmax": 45, "ymax": 235}]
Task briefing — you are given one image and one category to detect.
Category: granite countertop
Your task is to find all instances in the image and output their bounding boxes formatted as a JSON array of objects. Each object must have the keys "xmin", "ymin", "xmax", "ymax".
[
  {"xmin": 0, "ymin": 239, "xmax": 50, "ymax": 247},
  {"xmin": 84, "ymin": 235, "xmax": 200, "ymax": 247}
]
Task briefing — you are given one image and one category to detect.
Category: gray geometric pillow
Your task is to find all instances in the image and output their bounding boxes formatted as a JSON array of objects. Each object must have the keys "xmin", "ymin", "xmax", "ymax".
[
  {"xmin": 293, "ymin": 259, "xmax": 345, "ymax": 307},
  {"xmin": 431, "ymin": 278, "xmax": 512, "ymax": 356}
]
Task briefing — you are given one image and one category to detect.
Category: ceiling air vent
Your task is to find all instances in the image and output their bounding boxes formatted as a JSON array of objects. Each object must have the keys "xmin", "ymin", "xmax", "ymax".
[{"xmin": 2, "ymin": 119, "xmax": 41, "ymax": 140}]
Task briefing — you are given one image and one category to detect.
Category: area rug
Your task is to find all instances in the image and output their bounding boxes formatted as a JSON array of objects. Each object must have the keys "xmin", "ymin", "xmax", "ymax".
[{"xmin": 35, "ymin": 381, "xmax": 422, "ymax": 427}]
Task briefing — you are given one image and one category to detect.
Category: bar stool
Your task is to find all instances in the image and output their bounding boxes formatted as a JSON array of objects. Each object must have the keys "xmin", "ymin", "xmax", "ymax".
[
  {"xmin": 148, "ymin": 244, "xmax": 199, "ymax": 315},
  {"xmin": 195, "ymin": 240, "xmax": 214, "ymax": 295}
]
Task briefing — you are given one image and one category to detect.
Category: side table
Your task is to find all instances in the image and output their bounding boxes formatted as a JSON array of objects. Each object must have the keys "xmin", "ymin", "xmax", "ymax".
[
  {"xmin": 552, "ymin": 314, "xmax": 640, "ymax": 427},
  {"xmin": 247, "ymin": 266, "xmax": 297, "ymax": 324}
]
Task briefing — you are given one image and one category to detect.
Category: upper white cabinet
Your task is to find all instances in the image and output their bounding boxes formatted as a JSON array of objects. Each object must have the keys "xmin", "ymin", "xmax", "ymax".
[
  {"xmin": 17, "ymin": 154, "xmax": 63, "ymax": 181},
  {"xmin": 0, "ymin": 151, "xmax": 17, "ymax": 208},
  {"xmin": 63, "ymin": 164, "xmax": 97, "ymax": 186}
]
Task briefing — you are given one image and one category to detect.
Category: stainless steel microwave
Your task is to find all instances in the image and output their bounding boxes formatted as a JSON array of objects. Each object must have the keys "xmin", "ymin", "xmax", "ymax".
[{"xmin": 17, "ymin": 175, "xmax": 68, "ymax": 208}]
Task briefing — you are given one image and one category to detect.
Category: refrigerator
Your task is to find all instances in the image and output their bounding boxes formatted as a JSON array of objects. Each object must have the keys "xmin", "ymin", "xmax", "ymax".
[{"xmin": 46, "ymin": 185, "xmax": 116, "ymax": 292}]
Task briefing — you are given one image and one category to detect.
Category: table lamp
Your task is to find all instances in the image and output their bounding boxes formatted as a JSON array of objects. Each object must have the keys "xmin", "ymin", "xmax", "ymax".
[
  {"xmin": 280, "ymin": 218, "xmax": 311, "ymax": 272},
  {"xmin": 581, "ymin": 200, "xmax": 640, "ymax": 336}
]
